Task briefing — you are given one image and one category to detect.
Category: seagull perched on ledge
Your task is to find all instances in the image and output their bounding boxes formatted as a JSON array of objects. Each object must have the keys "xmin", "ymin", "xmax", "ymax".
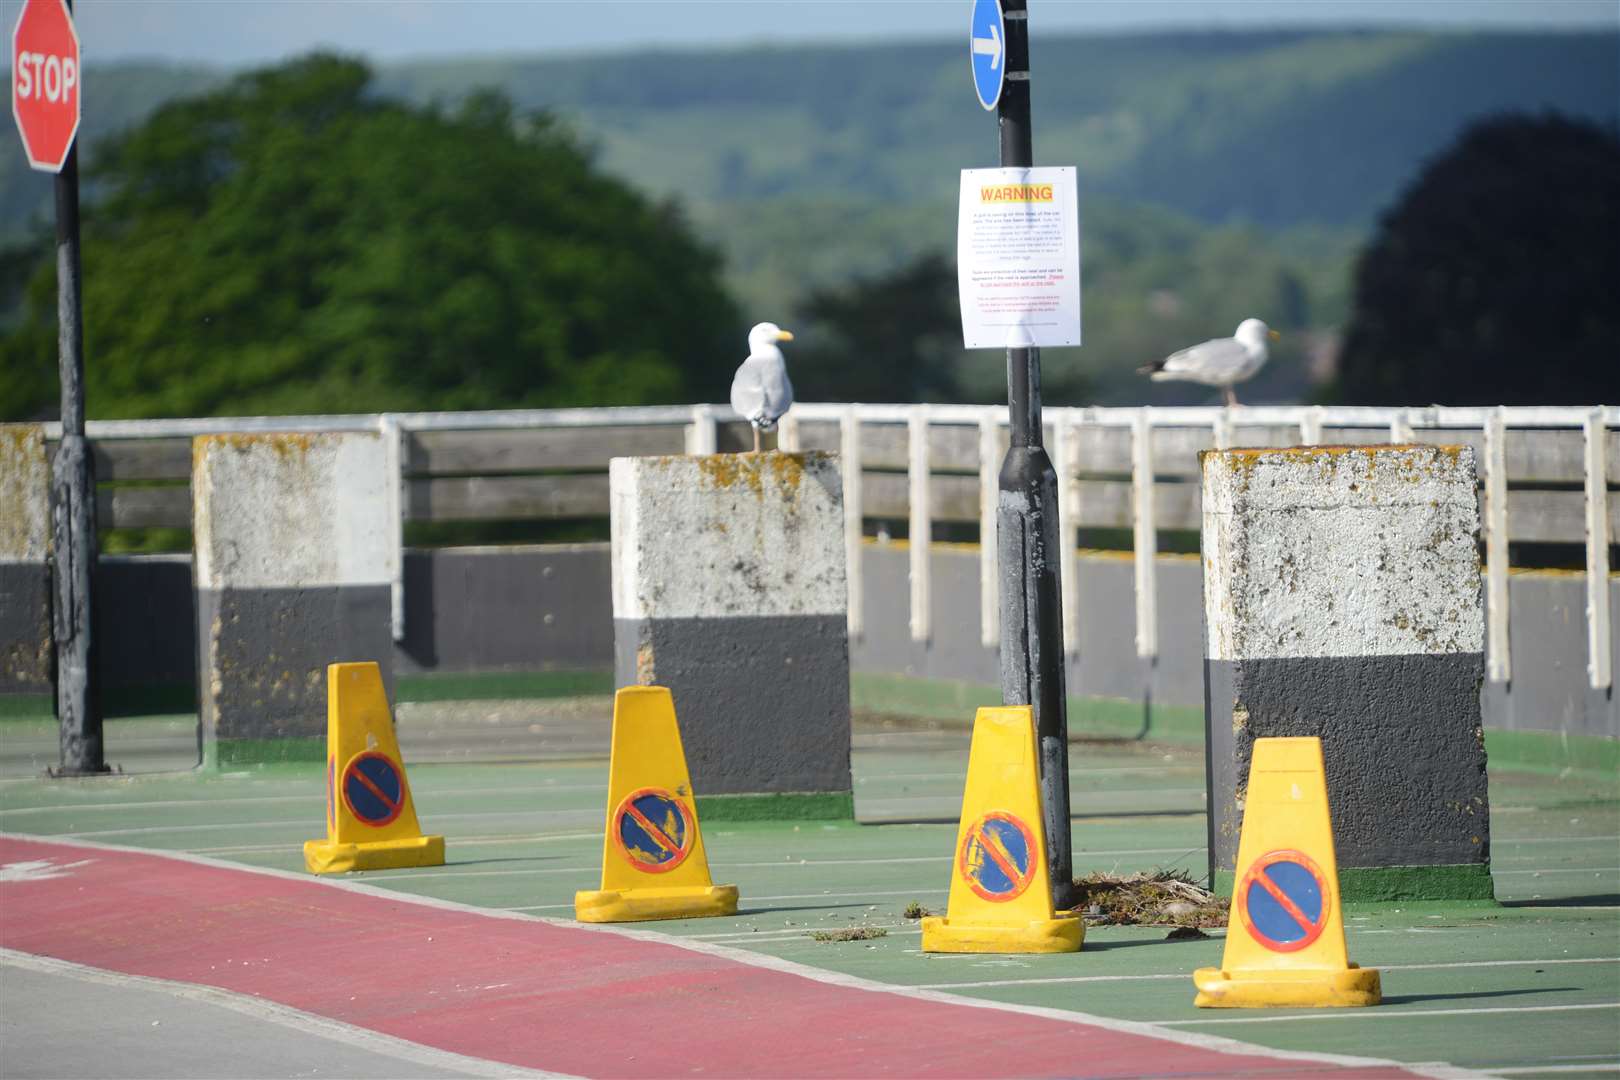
[
  {"xmin": 1139, "ymin": 318, "xmax": 1279, "ymax": 406},
  {"xmin": 729, "ymin": 321, "xmax": 795, "ymax": 452}
]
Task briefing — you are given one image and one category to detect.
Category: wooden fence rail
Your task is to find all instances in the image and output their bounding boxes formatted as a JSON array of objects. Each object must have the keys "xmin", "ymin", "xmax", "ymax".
[{"xmin": 44, "ymin": 402, "xmax": 1619, "ymax": 691}]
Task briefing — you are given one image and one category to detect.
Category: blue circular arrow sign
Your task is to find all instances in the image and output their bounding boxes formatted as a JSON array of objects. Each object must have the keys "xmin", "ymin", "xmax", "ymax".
[{"xmin": 969, "ymin": 0, "xmax": 1006, "ymax": 112}]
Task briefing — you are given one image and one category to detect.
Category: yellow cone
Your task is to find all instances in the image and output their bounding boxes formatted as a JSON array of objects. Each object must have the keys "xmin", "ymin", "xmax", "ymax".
[
  {"xmin": 303, "ymin": 662, "xmax": 444, "ymax": 874},
  {"xmin": 1194, "ymin": 736, "xmax": 1381, "ymax": 1007},
  {"xmin": 574, "ymin": 686, "xmax": 738, "ymax": 922},
  {"xmin": 921, "ymin": 706, "xmax": 1083, "ymax": 953}
]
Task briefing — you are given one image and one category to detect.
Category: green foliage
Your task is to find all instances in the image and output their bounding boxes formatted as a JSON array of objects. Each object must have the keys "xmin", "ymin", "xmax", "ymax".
[
  {"xmin": 0, "ymin": 55, "xmax": 740, "ymax": 420},
  {"xmin": 790, "ymin": 253, "xmax": 984, "ymax": 404},
  {"xmin": 722, "ymin": 196, "xmax": 1354, "ymax": 406},
  {"xmin": 1335, "ymin": 113, "xmax": 1620, "ymax": 406}
]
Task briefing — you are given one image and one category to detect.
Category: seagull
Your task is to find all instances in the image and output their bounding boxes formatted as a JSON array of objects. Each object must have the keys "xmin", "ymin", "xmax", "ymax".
[
  {"xmin": 729, "ymin": 321, "xmax": 795, "ymax": 452},
  {"xmin": 1139, "ymin": 318, "xmax": 1279, "ymax": 406}
]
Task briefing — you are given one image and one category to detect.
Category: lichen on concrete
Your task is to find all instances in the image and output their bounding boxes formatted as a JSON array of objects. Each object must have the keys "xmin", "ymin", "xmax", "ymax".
[{"xmin": 0, "ymin": 424, "xmax": 51, "ymax": 561}]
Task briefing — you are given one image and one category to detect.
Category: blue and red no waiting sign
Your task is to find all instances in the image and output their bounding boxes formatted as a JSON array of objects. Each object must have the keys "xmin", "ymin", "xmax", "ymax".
[
  {"xmin": 959, "ymin": 810, "xmax": 1037, "ymax": 902},
  {"xmin": 1238, "ymin": 849, "xmax": 1331, "ymax": 952},
  {"xmin": 342, "ymin": 751, "xmax": 406, "ymax": 828},
  {"xmin": 612, "ymin": 787, "xmax": 695, "ymax": 874}
]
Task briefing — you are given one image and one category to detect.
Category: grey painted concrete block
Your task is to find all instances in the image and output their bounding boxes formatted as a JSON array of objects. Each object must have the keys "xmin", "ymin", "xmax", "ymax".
[
  {"xmin": 610, "ymin": 452, "xmax": 852, "ymax": 800},
  {"xmin": 0, "ymin": 424, "xmax": 52, "ymax": 696},
  {"xmin": 193, "ymin": 434, "xmax": 393, "ymax": 754},
  {"xmin": 1201, "ymin": 445, "xmax": 1491, "ymax": 889}
]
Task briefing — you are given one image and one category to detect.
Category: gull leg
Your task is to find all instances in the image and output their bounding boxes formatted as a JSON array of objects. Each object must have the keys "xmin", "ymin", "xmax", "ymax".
[
  {"xmin": 1223, "ymin": 386, "xmax": 1238, "ymax": 408},
  {"xmin": 753, "ymin": 426, "xmax": 761, "ymax": 453}
]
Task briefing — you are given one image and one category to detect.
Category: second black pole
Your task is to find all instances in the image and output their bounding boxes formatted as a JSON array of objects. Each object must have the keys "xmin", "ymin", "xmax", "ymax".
[
  {"xmin": 51, "ymin": 123, "xmax": 105, "ymax": 777},
  {"xmin": 993, "ymin": 0, "xmax": 1073, "ymax": 909}
]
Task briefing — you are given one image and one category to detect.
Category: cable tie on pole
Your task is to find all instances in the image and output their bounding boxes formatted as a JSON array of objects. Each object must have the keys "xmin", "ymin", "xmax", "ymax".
[{"xmin": 1006, "ymin": 71, "xmax": 1030, "ymax": 81}]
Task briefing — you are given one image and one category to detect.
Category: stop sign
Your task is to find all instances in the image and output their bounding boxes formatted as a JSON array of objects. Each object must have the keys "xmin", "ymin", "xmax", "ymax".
[{"xmin": 11, "ymin": 0, "xmax": 80, "ymax": 173}]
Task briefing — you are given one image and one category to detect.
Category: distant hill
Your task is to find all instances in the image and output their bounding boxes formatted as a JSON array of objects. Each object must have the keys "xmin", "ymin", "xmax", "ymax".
[
  {"xmin": 0, "ymin": 29, "xmax": 1612, "ymax": 408},
  {"xmin": 2, "ymin": 30, "xmax": 1613, "ymax": 242}
]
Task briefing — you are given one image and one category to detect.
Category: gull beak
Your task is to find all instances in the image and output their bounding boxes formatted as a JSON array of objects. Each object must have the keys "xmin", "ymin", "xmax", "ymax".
[
  {"xmin": 777, "ymin": 330, "xmax": 794, "ymax": 342},
  {"xmin": 1268, "ymin": 330, "xmax": 1281, "ymax": 341}
]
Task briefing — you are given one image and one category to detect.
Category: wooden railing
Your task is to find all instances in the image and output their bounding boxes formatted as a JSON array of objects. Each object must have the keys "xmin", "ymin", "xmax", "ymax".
[{"xmin": 50, "ymin": 402, "xmax": 1619, "ymax": 693}]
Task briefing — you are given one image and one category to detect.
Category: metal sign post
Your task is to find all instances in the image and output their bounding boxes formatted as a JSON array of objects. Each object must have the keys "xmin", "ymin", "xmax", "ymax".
[
  {"xmin": 11, "ymin": 0, "xmax": 103, "ymax": 775},
  {"xmin": 979, "ymin": 0, "xmax": 1073, "ymax": 908}
]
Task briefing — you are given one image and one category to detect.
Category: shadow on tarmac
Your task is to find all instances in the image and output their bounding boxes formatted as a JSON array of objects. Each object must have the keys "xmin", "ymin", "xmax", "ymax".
[{"xmin": 1382, "ymin": 987, "xmax": 1579, "ymax": 1005}]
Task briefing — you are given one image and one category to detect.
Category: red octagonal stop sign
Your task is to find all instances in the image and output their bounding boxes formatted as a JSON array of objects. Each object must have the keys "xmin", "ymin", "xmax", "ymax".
[{"xmin": 11, "ymin": 0, "xmax": 81, "ymax": 173}]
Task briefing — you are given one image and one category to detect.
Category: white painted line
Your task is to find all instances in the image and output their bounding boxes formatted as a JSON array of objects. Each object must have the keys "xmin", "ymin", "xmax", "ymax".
[
  {"xmin": 0, "ymin": 948, "xmax": 571, "ymax": 1079},
  {"xmin": 1488, "ymin": 1066, "xmax": 1620, "ymax": 1076},
  {"xmin": 0, "ymin": 785, "xmax": 603, "ymax": 817},
  {"xmin": 912, "ymin": 956, "xmax": 1619, "ymax": 990},
  {"xmin": 0, "ymin": 833, "xmax": 1490, "ymax": 1080},
  {"xmin": 693, "ymin": 926, "xmax": 926, "ymax": 944},
  {"xmin": 1163, "ymin": 1002, "xmax": 1619, "ymax": 1026},
  {"xmin": 58, "ymin": 808, "xmax": 598, "ymax": 839},
  {"xmin": 194, "ymin": 831, "xmax": 601, "ymax": 856},
  {"xmin": 504, "ymin": 886, "xmax": 950, "ymax": 912}
]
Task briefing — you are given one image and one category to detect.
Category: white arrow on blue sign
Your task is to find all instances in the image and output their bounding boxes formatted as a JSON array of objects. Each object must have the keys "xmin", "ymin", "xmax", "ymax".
[{"xmin": 969, "ymin": 0, "xmax": 1006, "ymax": 112}]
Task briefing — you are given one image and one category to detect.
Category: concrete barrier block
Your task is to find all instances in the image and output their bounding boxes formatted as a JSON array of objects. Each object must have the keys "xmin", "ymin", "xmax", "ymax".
[
  {"xmin": 193, "ymin": 433, "xmax": 393, "ymax": 763},
  {"xmin": 1202, "ymin": 445, "xmax": 1492, "ymax": 901},
  {"xmin": 0, "ymin": 424, "xmax": 52, "ymax": 697},
  {"xmin": 611, "ymin": 452, "xmax": 852, "ymax": 816}
]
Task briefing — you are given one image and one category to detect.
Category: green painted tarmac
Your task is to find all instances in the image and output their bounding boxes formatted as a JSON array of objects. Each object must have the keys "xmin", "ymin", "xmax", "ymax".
[{"xmin": 2, "ymin": 700, "xmax": 1617, "ymax": 1078}]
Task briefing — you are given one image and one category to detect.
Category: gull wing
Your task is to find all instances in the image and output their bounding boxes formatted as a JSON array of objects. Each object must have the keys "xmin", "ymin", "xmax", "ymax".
[
  {"xmin": 731, "ymin": 356, "xmax": 794, "ymax": 428},
  {"xmin": 1159, "ymin": 336, "xmax": 1251, "ymax": 382}
]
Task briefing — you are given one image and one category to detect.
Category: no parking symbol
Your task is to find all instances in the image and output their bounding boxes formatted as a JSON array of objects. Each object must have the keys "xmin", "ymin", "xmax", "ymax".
[
  {"xmin": 341, "ymin": 751, "xmax": 407, "ymax": 828},
  {"xmin": 959, "ymin": 810, "xmax": 1037, "ymax": 902},
  {"xmin": 612, "ymin": 787, "xmax": 695, "ymax": 873},
  {"xmin": 1238, "ymin": 849, "xmax": 1331, "ymax": 952}
]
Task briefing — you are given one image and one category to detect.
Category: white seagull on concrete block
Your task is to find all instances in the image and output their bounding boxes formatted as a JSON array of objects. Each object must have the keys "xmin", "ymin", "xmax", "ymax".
[
  {"xmin": 730, "ymin": 321, "xmax": 795, "ymax": 452},
  {"xmin": 1139, "ymin": 318, "xmax": 1279, "ymax": 407}
]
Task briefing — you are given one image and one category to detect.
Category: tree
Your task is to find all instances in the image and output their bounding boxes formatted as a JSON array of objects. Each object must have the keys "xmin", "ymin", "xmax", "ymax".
[
  {"xmin": 789, "ymin": 252, "xmax": 982, "ymax": 404},
  {"xmin": 0, "ymin": 55, "xmax": 740, "ymax": 420},
  {"xmin": 1334, "ymin": 113, "xmax": 1620, "ymax": 406}
]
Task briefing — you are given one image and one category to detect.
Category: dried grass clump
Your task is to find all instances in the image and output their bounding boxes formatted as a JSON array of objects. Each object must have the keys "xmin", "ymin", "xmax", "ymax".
[
  {"xmin": 1072, "ymin": 869, "xmax": 1228, "ymax": 927},
  {"xmin": 810, "ymin": 926, "xmax": 889, "ymax": 942}
]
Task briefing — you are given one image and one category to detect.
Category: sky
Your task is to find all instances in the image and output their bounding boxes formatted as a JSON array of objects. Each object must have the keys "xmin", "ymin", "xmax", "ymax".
[{"xmin": 51, "ymin": 1, "xmax": 1620, "ymax": 68}]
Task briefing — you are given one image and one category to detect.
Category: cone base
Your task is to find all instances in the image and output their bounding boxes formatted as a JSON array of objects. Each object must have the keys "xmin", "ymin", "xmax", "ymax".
[
  {"xmin": 1193, "ymin": 963, "xmax": 1382, "ymax": 1008},
  {"xmin": 303, "ymin": 835, "xmax": 445, "ymax": 874},
  {"xmin": 574, "ymin": 883, "xmax": 739, "ymax": 923},
  {"xmin": 919, "ymin": 914, "xmax": 1084, "ymax": 954}
]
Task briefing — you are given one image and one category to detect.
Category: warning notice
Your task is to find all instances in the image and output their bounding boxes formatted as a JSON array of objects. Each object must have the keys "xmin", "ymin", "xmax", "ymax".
[{"xmin": 956, "ymin": 166, "xmax": 1081, "ymax": 349}]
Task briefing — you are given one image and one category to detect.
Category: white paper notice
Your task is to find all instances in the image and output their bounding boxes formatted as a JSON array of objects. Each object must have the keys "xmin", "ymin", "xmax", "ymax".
[{"xmin": 957, "ymin": 166, "xmax": 1081, "ymax": 349}]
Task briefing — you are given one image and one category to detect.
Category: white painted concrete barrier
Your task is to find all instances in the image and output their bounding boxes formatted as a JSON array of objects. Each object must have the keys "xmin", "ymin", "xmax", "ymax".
[
  {"xmin": 0, "ymin": 424, "xmax": 52, "ymax": 696},
  {"xmin": 610, "ymin": 452, "xmax": 853, "ymax": 817},
  {"xmin": 192, "ymin": 433, "xmax": 393, "ymax": 764},
  {"xmin": 1201, "ymin": 444, "xmax": 1493, "ymax": 901}
]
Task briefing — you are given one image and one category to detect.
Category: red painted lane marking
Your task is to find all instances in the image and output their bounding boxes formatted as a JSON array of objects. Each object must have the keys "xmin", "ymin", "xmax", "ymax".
[
  {"xmin": 1254, "ymin": 866, "xmax": 1314, "ymax": 932},
  {"xmin": 622, "ymin": 800, "xmax": 680, "ymax": 856},
  {"xmin": 351, "ymin": 768, "xmax": 400, "ymax": 814},
  {"xmin": 0, "ymin": 836, "xmax": 1423, "ymax": 1079}
]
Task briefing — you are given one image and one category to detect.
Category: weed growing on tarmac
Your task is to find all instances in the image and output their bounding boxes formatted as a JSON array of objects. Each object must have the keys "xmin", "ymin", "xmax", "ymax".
[
  {"xmin": 810, "ymin": 926, "xmax": 889, "ymax": 942},
  {"xmin": 901, "ymin": 902, "xmax": 932, "ymax": 919},
  {"xmin": 1071, "ymin": 869, "xmax": 1229, "ymax": 928}
]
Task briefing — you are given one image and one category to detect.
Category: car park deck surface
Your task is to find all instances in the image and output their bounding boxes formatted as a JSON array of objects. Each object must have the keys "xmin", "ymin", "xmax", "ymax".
[{"xmin": 1, "ymin": 699, "xmax": 1616, "ymax": 1079}]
